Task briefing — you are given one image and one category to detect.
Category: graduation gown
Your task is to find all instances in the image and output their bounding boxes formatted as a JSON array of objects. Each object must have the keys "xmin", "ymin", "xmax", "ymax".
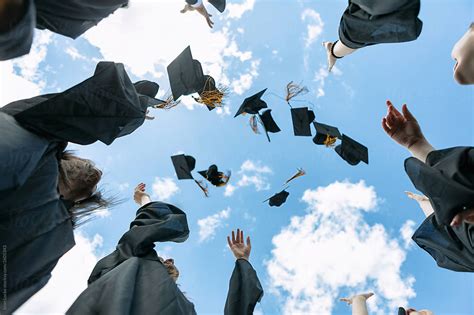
[
  {"xmin": 338, "ymin": 0, "xmax": 423, "ymax": 49},
  {"xmin": 0, "ymin": 62, "xmax": 156, "ymax": 313},
  {"xmin": 406, "ymin": 147, "xmax": 474, "ymax": 271},
  {"xmin": 224, "ymin": 259, "xmax": 264, "ymax": 315},
  {"xmin": 0, "ymin": 0, "xmax": 128, "ymax": 60},
  {"xmin": 66, "ymin": 202, "xmax": 196, "ymax": 315}
]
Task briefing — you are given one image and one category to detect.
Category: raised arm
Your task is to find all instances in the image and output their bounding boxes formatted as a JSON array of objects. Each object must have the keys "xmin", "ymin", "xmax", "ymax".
[
  {"xmin": 340, "ymin": 292, "xmax": 374, "ymax": 315},
  {"xmin": 224, "ymin": 229, "xmax": 263, "ymax": 315},
  {"xmin": 381, "ymin": 100, "xmax": 435, "ymax": 162}
]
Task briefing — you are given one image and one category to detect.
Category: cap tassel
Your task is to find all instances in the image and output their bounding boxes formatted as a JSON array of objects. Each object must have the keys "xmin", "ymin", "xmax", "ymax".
[
  {"xmin": 195, "ymin": 79, "xmax": 230, "ymax": 108},
  {"xmin": 249, "ymin": 115, "xmax": 260, "ymax": 134},
  {"xmin": 285, "ymin": 168, "xmax": 306, "ymax": 184},
  {"xmin": 324, "ymin": 135, "xmax": 337, "ymax": 147},
  {"xmin": 285, "ymin": 81, "xmax": 309, "ymax": 104},
  {"xmin": 153, "ymin": 95, "xmax": 181, "ymax": 110},
  {"xmin": 194, "ymin": 179, "xmax": 209, "ymax": 197}
]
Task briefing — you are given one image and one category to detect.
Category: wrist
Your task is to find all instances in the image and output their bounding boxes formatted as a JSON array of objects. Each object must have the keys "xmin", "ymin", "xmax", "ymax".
[
  {"xmin": 236, "ymin": 256, "xmax": 249, "ymax": 261},
  {"xmin": 407, "ymin": 138, "xmax": 435, "ymax": 162}
]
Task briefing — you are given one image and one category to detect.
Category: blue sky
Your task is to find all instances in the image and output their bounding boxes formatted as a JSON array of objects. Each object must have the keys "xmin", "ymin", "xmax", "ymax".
[{"xmin": 1, "ymin": 0, "xmax": 473, "ymax": 314}]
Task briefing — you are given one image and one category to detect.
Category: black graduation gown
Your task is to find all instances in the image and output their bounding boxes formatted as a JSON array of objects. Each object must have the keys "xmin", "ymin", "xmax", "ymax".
[
  {"xmin": 338, "ymin": 0, "xmax": 423, "ymax": 49},
  {"xmin": 406, "ymin": 147, "xmax": 474, "ymax": 271},
  {"xmin": 66, "ymin": 202, "xmax": 197, "ymax": 315},
  {"xmin": 0, "ymin": 0, "xmax": 128, "ymax": 60},
  {"xmin": 0, "ymin": 62, "xmax": 156, "ymax": 313},
  {"xmin": 224, "ymin": 259, "xmax": 264, "ymax": 315}
]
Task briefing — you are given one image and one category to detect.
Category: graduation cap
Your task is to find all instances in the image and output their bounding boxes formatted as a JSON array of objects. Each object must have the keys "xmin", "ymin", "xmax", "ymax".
[
  {"xmin": 335, "ymin": 134, "xmax": 369, "ymax": 165},
  {"xmin": 167, "ymin": 46, "xmax": 225, "ymax": 110},
  {"xmin": 133, "ymin": 80, "xmax": 178, "ymax": 110},
  {"xmin": 397, "ymin": 308, "xmax": 406, "ymax": 315},
  {"xmin": 291, "ymin": 107, "xmax": 315, "ymax": 136},
  {"xmin": 312, "ymin": 121, "xmax": 341, "ymax": 146},
  {"xmin": 171, "ymin": 154, "xmax": 208, "ymax": 196},
  {"xmin": 259, "ymin": 109, "xmax": 281, "ymax": 142},
  {"xmin": 198, "ymin": 164, "xmax": 231, "ymax": 187},
  {"xmin": 264, "ymin": 190, "xmax": 290, "ymax": 207},
  {"xmin": 208, "ymin": 0, "xmax": 226, "ymax": 13},
  {"xmin": 285, "ymin": 168, "xmax": 306, "ymax": 184},
  {"xmin": 234, "ymin": 89, "xmax": 268, "ymax": 117}
]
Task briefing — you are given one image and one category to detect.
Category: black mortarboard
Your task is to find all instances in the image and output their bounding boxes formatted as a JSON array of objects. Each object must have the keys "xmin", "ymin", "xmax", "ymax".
[
  {"xmin": 335, "ymin": 134, "xmax": 369, "ymax": 165},
  {"xmin": 198, "ymin": 164, "xmax": 231, "ymax": 187},
  {"xmin": 133, "ymin": 80, "xmax": 167, "ymax": 108},
  {"xmin": 259, "ymin": 109, "xmax": 281, "ymax": 142},
  {"xmin": 167, "ymin": 46, "xmax": 206, "ymax": 101},
  {"xmin": 171, "ymin": 154, "xmax": 196, "ymax": 180},
  {"xmin": 234, "ymin": 89, "xmax": 268, "ymax": 117},
  {"xmin": 198, "ymin": 75, "xmax": 219, "ymax": 111},
  {"xmin": 209, "ymin": 0, "xmax": 226, "ymax": 13},
  {"xmin": 312, "ymin": 121, "xmax": 341, "ymax": 145},
  {"xmin": 291, "ymin": 107, "xmax": 315, "ymax": 136},
  {"xmin": 264, "ymin": 190, "xmax": 290, "ymax": 207},
  {"xmin": 397, "ymin": 308, "xmax": 406, "ymax": 315}
]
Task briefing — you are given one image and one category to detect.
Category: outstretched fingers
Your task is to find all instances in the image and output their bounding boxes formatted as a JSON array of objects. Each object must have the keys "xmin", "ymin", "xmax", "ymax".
[{"xmin": 402, "ymin": 104, "xmax": 417, "ymax": 122}]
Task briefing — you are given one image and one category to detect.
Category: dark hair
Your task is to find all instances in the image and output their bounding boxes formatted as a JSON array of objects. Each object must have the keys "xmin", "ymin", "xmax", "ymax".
[{"xmin": 59, "ymin": 151, "xmax": 121, "ymax": 228}]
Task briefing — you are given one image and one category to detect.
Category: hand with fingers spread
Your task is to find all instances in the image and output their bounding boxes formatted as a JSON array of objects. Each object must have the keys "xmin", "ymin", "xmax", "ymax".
[
  {"xmin": 382, "ymin": 101, "xmax": 434, "ymax": 162},
  {"xmin": 134, "ymin": 183, "xmax": 152, "ymax": 206},
  {"xmin": 450, "ymin": 208, "xmax": 474, "ymax": 227},
  {"xmin": 227, "ymin": 228, "xmax": 251, "ymax": 261}
]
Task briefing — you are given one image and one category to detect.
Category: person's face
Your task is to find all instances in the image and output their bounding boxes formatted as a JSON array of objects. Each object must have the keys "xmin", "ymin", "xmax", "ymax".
[
  {"xmin": 451, "ymin": 24, "xmax": 474, "ymax": 85},
  {"xmin": 160, "ymin": 257, "xmax": 179, "ymax": 282}
]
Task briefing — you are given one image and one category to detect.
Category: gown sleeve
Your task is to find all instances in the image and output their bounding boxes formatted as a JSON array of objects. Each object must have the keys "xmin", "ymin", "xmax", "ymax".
[
  {"xmin": 0, "ymin": 0, "xmax": 35, "ymax": 61},
  {"xmin": 87, "ymin": 201, "xmax": 190, "ymax": 284},
  {"xmin": 338, "ymin": 0, "xmax": 422, "ymax": 49},
  {"xmin": 0, "ymin": 112, "xmax": 51, "ymax": 198},
  {"xmin": 8, "ymin": 62, "xmax": 157, "ymax": 145},
  {"xmin": 405, "ymin": 147, "xmax": 474, "ymax": 226},
  {"xmin": 224, "ymin": 259, "xmax": 264, "ymax": 315},
  {"xmin": 412, "ymin": 213, "xmax": 474, "ymax": 272}
]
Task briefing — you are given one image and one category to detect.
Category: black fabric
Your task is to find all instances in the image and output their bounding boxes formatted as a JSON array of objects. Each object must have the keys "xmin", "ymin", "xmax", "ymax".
[
  {"xmin": 0, "ymin": 112, "xmax": 75, "ymax": 314},
  {"xmin": 338, "ymin": 0, "xmax": 422, "ymax": 49},
  {"xmin": 412, "ymin": 214, "xmax": 474, "ymax": 272},
  {"xmin": 4, "ymin": 62, "xmax": 150, "ymax": 145},
  {"xmin": 67, "ymin": 202, "xmax": 196, "ymax": 315},
  {"xmin": 224, "ymin": 259, "xmax": 263, "ymax": 315},
  {"xmin": 335, "ymin": 134, "xmax": 369, "ymax": 166},
  {"xmin": 266, "ymin": 190, "xmax": 289, "ymax": 207},
  {"xmin": 398, "ymin": 307, "xmax": 407, "ymax": 315},
  {"xmin": 171, "ymin": 154, "xmax": 197, "ymax": 180},
  {"xmin": 198, "ymin": 164, "xmax": 228, "ymax": 186},
  {"xmin": 209, "ymin": 0, "xmax": 226, "ymax": 13},
  {"xmin": 234, "ymin": 89, "xmax": 268, "ymax": 117},
  {"xmin": 291, "ymin": 107, "xmax": 315, "ymax": 137},
  {"xmin": 0, "ymin": 0, "xmax": 127, "ymax": 60},
  {"xmin": 405, "ymin": 147, "xmax": 474, "ymax": 226}
]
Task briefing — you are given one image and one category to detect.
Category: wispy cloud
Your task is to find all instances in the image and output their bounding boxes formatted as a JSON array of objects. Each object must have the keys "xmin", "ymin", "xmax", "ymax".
[
  {"xmin": 266, "ymin": 180, "xmax": 415, "ymax": 315},
  {"xmin": 197, "ymin": 207, "xmax": 231, "ymax": 242},
  {"xmin": 225, "ymin": 0, "xmax": 255, "ymax": 20},
  {"xmin": 224, "ymin": 160, "xmax": 272, "ymax": 197},
  {"xmin": 301, "ymin": 9, "xmax": 324, "ymax": 48},
  {"xmin": 152, "ymin": 177, "xmax": 180, "ymax": 201},
  {"xmin": 400, "ymin": 220, "xmax": 416, "ymax": 249}
]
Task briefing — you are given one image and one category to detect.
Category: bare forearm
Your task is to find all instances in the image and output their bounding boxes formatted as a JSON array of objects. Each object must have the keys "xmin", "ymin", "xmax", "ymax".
[
  {"xmin": 407, "ymin": 138, "xmax": 435, "ymax": 163},
  {"xmin": 351, "ymin": 296, "xmax": 369, "ymax": 315}
]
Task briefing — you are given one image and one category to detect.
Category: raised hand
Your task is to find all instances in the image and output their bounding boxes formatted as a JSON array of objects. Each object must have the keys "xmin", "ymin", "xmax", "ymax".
[
  {"xmin": 381, "ymin": 101, "xmax": 425, "ymax": 149},
  {"xmin": 340, "ymin": 292, "xmax": 374, "ymax": 305},
  {"xmin": 322, "ymin": 41, "xmax": 337, "ymax": 72},
  {"xmin": 227, "ymin": 228, "xmax": 251, "ymax": 261},
  {"xmin": 405, "ymin": 191, "xmax": 434, "ymax": 217},
  {"xmin": 450, "ymin": 208, "xmax": 474, "ymax": 227},
  {"xmin": 134, "ymin": 183, "xmax": 152, "ymax": 206}
]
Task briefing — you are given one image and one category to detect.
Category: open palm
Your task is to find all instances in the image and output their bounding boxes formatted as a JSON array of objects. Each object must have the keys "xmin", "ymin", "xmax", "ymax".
[
  {"xmin": 382, "ymin": 101, "xmax": 424, "ymax": 149},
  {"xmin": 227, "ymin": 229, "xmax": 251, "ymax": 260}
]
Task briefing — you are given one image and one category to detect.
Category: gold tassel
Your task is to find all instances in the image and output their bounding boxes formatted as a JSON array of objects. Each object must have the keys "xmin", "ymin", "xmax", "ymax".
[
  {"xmin": 194, "ymin": 179, "xmax": 209, "ymax": 197},
  {"xmin": 285, "ymin": 81, "xmax": 309, "ymax": 104},
  {"xmin": 195, "ymin": 77, "xmax": 230, "ymax": 108},
  {"xmin": 249, "ymin": 115, "xmax": 260, "ymax": 134},
  {"xmin": 324, "ymin": 135, "xmax": 337, "ymax": 147},
  {"xmin": 153, "ymin": 95, "xmax": 181, "ymax": 110},
  {"xmin": 285, "ymin": 168, "xmax": 306, "ymax": 184}
]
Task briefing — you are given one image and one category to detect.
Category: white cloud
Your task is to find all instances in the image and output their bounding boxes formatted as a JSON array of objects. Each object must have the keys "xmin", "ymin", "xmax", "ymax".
[
  {"xmin": 301, "ymin": 9, "xmax": 324, "ymax": 48},
  {"xmin": 231, "ymin": 59, "xmax": 260, "ymax": 95},
  {"xmin": 83, "ymin": 0, "xmax": 259, "ymax": 110},
  {"xmin": 0, "ymin": 31, "xmax": 52, "ymax": 106},
  {"xmin": 266, "ymin": 180, "xmax": 416, "ymax": 315},
  {"xmin": 65, "ymin": 46, "xmax": 87, "ymax": 61},
  {"xmin": 400, "ymin": 220, "xmax": 416, "ymax": 249},
  {"xmin": 152, "ymin": 177, "xmax": 180, "ymax": 201},
  {"xmin": 224, "ymin": 160, "xmax": 272, "ymax": 197},
  {"xmin": 197, "ymin": 207, "xmax": 231, "ymax": 242},
  {"xmin": 225, "ymin": 0, "xmax": 255, "ymax": 20},
  {"xmin": 16, "ymin": 232, "xmax": 103, "ymax": 315},
  {"xmin": 118, "ymin": 182, "xmax": 130, "ymax": 191}
]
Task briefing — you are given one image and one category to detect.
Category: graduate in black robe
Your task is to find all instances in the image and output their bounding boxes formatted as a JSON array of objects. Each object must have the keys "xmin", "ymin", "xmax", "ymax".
[
  {"xmin": 0, "ymin": 0, "xmax": 128, "ymax": 60},
  {"xmin": 0, "ymin": 61, "xmax": 159, "ymax": 313},
  {"xmin": 67, "ymin": 185, "xmax": 263, "ymax": 315},
  {"xmin": 323, "ymin": 0, "xmax": 423, "ymax": 72},
  {"xmin": 382, "ymin": 101, "xmax": 474, "ymax": 272}
]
